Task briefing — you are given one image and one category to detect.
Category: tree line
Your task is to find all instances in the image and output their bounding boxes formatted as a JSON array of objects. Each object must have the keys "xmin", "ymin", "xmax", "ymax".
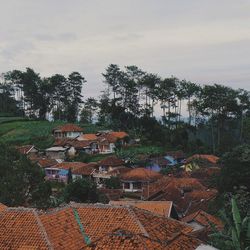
[{"xmin": 1, "ymin": 64, "xmax": 250, "ymax": 154}]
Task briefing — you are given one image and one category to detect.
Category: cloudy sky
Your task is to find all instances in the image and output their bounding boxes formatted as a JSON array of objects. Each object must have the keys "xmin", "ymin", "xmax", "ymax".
[{"xmin": 1, "ymin": 0, "xmax": 250, "ymax": 101}]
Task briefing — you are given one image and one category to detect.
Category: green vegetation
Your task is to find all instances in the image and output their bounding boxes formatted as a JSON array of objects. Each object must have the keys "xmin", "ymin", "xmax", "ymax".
[
  {"xmin": 0, "ymin": 120, "xmax": 108, "ymax": 148},
  {"xmin": 210, "ymin": 198, "xmax": 250, "ymax": 250},
  {"xmin": 0, "ymin": 142, "xmax": 51, "ymax": 208}
]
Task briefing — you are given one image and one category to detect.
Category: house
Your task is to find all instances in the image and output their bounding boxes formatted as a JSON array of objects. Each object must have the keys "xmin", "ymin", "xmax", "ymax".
[
  {"xmin": 184, "ymin": 154, "xmax": 220, "ymax": 172},
  {"xmin": 92, "ymin": 156, "xmax": 126, "ymax": 187},
  {"xmin": 110, "ymin": 200, "xmax": 178, "ymax": 219},
  {"xmin": 16, "ymin": 145, "xmax": 39, "ymax": 158},
  {"xmin": 146, "ymin": 157, "xmax": 171, "ymax": 172},
  {"xmin": 36, "ymin": 158, "xmax": 59, "ymax": 168},
  {"xmin": 142, "ymin": 176, "xmax": 218, "ymax": 217},
  {"xmin": 97, "ymin": 133, "xmax": 117, "ymax": 154},
  {"xmin": 182, "ymin": 210, "xmax": 223, "ymax": 240},
  {"xmin": 45, "ymin": 162, "xmax": 97, "ymax": 182},
  {"xmin": 52, "ymin": 123, "xmax": 83, "ymax": 138},
  {"xmin": 45, "ymin": 146, "xmax": 68, "ymax": 160},
  {"xmin": 0, "ymin": 203, "xmax": 210, "ymax": 250},
  {"xmin": 77, "ymin": 133, "xmax": 98, "ymax": 141},
  {"xmin": 165, "ymin": 150, "xmax": 186, "ymax": 166},
  {"xmin": 109, "ymin": 131, "xmax": 129, "ymax": 145},
  {"xmin": 120, "ymin": 168, "xmax": 162, "ymax": 192}
]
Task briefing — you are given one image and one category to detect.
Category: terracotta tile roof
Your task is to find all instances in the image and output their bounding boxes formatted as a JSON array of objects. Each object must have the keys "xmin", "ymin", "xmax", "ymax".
[
  {"xmin": 186, "ymin": 155, "xmax": 219, "ymax": 164},
  {"xmin": 142, "ymin": 177, "xmax": 205, "ymax": 200},
  {"xmin": 99, "ymin": 189, "xmax": 123, "ymax": 201},
  {"xmin": 83, "ymin": 229, "xmax": 166, "ymax": 250},
  {"xmin": 53, "ymin": 123, "xmax": 83, "ymax": 132},
  {"xmin": 78, "ymin": 134, "xmax": 98, "ymax": 141},
  {"xmin": 98, "ymin": 133, "xmax": 117, "ymax": 144},
  {"xmin": 16, "ymin": 145, "xmax": 36, "ymax": 155},
  {"xmin": 99, "ymin": 156, "xmax": 125, "ymax": 166},
  {"xmin": 0, "ymin": 203, "xmax": 7, "ymax": 212},
  {"xmin": 0, "ymin": 204, "xmax": 199, "ymax": 250},
  {"xmin": 166, "ymin": 233, "xmax": 202, "ymax": 250},
  {"xmin": 37, "ymin": 158, "xmax": 58, "ymax": 168},
  {"xmin": 121, "ymin": 168, "xmax": 162, "ymax": 182},
  {"xmin": 72, "ymin": 164, "xmax": 96, "ymax": 176},
  {"xmin": 107, "ymin": 166, "xmax": 131, "ymax": 176},
  {"xmin": 54, "ymin": 138, "xmax": 93, "ymax": 148},
  {"xmin": 53, "ymin": 162, "xmax": 88, "ymax": 170},
  {"xmin": 0, "ymin": 208, "xmax": 51, "ymax": 249},
  {"xmin": 110, "ymin": 201, "xmax": 173, "ymax": 217},
  {"xmin": 54, "ymin": 138, "xmax": 74, "ymax": 146},
  {"xmin": 165, "ymin": 150, "xmax": 185, "ymax": 159},
  {"xmin": 182, "ymin": 210, "xmax": 224, "ymax": 232},
  {"xmin": 110, "ymin": 131, "xmax": 129, "ymax": 139},
  {"xmin": 132, "ymin": 207, "xmax": 193, "ymax": 241}
]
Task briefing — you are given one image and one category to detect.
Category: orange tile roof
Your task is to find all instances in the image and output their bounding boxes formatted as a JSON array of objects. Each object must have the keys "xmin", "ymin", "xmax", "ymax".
[
  {"xmin": 78, "ymin": 134, "xmax": 98, "ymax": 141},
  {"xmin": 182, "ymin": 210, "xmax": 224, "ymax": 232},
  {"xmin": 54, "ymin": 123, "xmax": 83, "ymax": 132},
  {"xmin": 53, "ymin": 162, "xmax": 88, "ymax": 170},
  {"xmin": 0, "ymin": 203, "xmax": 198, "ymax": 249},
  {"xmin": 121, "ymin": 168, "xmax": 162, "ymax": 182},
  {"xmin": 110, "ymin": 201, "xmax": 173, "ymax": 217},
  {"xmin": 110, "ymin": 131, "xmax": 129, "ymax": 139},
  {"xmin": 99, "ymin": 156, "xmax": 125, "ymax": 166},
  {"xmin": 72, "ymin": 164, "xmax": 96, "ymax": 176},
  {"xmin": 37, "ymin": 158, "xmax": 58, "ymax": 168},
  {"xmin": 0, "ymin": 208, "xmax": 51, "ymax": 249},
  {"xmin": 83, "ymin": 229, "xmax": 166, "ymax": 250},
  {"xmin": 166, "ymin": 233, "xmax": 202, "ymax": 250},
  {"xmin": 186, "ymin": 154, "xmax": 219, "ymax": 164},
  {"xmin": 98, "ymin": 133, "xmax": 117, "ymax": 144}
]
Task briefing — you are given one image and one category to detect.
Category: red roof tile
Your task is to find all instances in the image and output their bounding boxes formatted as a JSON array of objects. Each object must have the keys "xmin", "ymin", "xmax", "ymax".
[
  {"xmin": 53, "ymin": 124, "xmax": 83, "ymax": 133},
  {"xmin": 78, "ymin": 134, "xmax": 98, "ymax": 141},
  {"xmin": 37, "ymin": 158, "xmax": 58, "ymax": 168},
  {"xmin": 182, "ymin": 210, "xmax": 224, "ymax": 232},
  {"xmin": 0, "ymin": 208, "xmax": 51, "ymax": 249},
  {"xmin": 121, "ymin": 168, "xmax": 162, "ymax": 182},
  {"xmin": 186, "ymin": 154, "xmax": 219, "ymax": 164},
  {"xmin": 0, "ymin": 203, "xmax": 201, "ymax": 249},
  {"xmin": 99, "ymin": 156, "xmax": 125, "ymax": 166},
  {"xmin": 53, "ymin": 162, "xmax": 88, "ymax": 170},
  {"xmin": 110, "ymin": 131, "xmax": 129, "ymax": 139}
]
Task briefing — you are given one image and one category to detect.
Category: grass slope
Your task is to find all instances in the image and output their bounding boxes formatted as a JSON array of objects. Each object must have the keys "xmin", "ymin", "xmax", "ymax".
[{"xmin": 0, "ymin": 119, "xmax": 107, "ymax": 149}]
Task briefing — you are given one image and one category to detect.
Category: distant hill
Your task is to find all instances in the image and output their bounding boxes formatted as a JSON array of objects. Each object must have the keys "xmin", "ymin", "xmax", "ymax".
[{"xmin": 0, "ymin": 119, "xmax": 107, "ymax": 149}]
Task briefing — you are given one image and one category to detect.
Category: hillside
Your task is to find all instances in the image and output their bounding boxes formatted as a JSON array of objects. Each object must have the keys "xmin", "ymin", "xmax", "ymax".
[{"xmin": 0, "ymin": 119, "xmax": 107, "ymax": 149}]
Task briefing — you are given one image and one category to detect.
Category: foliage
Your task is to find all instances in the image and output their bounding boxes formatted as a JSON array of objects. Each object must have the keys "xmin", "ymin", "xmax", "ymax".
[
  {"xmin": 0, "ymin": 142, "xmax": 52, "ymax": 208},
  {"xmin": 63, "ymin": 178, "xmax": 99, "ymax": 203},
  {"xmin": 104, "ymin": 177, "xmax": 121, "ymax": 189},
  {"xmin": 218, "ymin": 144, "xmax": 250, "ymax": 192},
  {"xmin": 210, "ymin": 198, "xmax": 250, "ymax": 250}
]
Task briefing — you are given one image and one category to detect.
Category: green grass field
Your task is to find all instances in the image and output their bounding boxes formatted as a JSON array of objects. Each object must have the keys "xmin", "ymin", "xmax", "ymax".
[{"xmin": 0, "ymin": 119, "xmax": 108, "ymax": 149}]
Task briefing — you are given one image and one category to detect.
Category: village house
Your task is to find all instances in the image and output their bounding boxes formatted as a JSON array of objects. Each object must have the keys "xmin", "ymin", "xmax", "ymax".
[
  {"xmin": 182, "ymin": 210, "xmax": 224, "ymax": 240},
  {"xmin": 45, "ymin": 146, "xmax": 68, "ymax": 160},
  {"xmin": 52, "ymin": 123, "xmax": 84, "ymax": 138},
  {"xmin": 165, "ymin": 150, "xmax": 186, "ymax": 166},
  {"xmin": 0, "ymin": 202, "xmax": 214, "ymax": 250},
  {"xmin": 16, "ymin": 144, "xmax": 39, "ymax": 158},
  {"xmin": 92, "ymin": 156, "xmax": 126, "ymax": 187},
  {"xmin": 184, "ymin": 154, "xmax": 220, "ymax": 172},
  {"xmin": 109, "ymin": 200, "xmax": 178, "ymax": 219},
  {"xmin": 142, "ymin": 176, "xmax": 218, "ymax": 217},
  {"xmin": 120, "ymin": 168, "xmax": 162, "ymax": 192},
  {"xmin": 45, "ymin": 162, "xmax": 97, "ymax": 183}
]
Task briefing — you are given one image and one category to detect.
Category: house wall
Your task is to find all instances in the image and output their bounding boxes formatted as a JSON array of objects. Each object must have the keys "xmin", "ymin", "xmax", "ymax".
[
  {"xmin": 66, "ymin": 132, "xmax": 83, "ymax": 138},
  {"xmin": 122, "ymin": 181, "xmax": 142, "ymax": 192},
  {"xmin": 46, "ymin": 151, "xmax": 66, "ymax": 160}
]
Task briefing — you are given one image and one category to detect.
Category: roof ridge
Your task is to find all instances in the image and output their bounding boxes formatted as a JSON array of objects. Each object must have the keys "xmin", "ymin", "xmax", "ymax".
[
  {"xmin": 32, "ymin": 210, "xmax": 54, "ymax": 250},
  {"xmin": 127, "ymin": 207, "xmax": 149, "ymax": 237}
]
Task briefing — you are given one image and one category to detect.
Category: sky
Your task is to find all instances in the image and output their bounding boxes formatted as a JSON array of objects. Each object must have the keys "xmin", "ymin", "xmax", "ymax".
[{"xmin": 0, "ymin": 0, "xmax": 250, "ymax": 106}]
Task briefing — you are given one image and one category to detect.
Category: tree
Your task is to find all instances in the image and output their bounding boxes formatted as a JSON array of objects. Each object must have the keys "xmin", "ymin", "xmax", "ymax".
[
  {"xmin": 104, "ymin": 177, "xmax": 121, "ymax": 189},
  {"xmin": 210, "ymin": 198, "xmax": 250, "ymax": 250},
  {"xmin": 80, "ymin": 97, "xmax": 98, "ymax": 123},
  {"xmin": 63, "ymin": 178, "xmax": 99, "ymax": 203},
  {"xmin": 0, "ymin": 143, "xmax": 51, "ymax": 208},
  {"xmin": 218, "ymin": 144, "xmax": 250, "ymax": 193}
]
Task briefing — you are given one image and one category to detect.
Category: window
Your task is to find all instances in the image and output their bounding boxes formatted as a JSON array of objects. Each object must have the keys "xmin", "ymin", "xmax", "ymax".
[
  {"xmin": 124, "ymin": 182, "xmax": 130, "ymax": 189},
  {"xmin": 133, "ymin": 182, "xmax": 142, "ymax": 190}
]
